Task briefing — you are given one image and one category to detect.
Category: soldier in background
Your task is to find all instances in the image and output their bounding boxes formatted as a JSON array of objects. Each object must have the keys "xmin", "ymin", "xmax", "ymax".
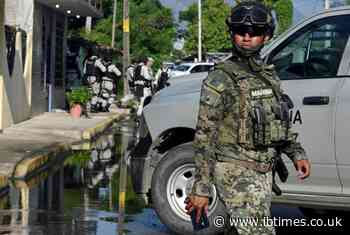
[
  {"xmin": 133, "ymin": 59, "xmax": 146, "ymax": 100},
  {"xmin": 186, "ymin": 2, "xmax": 311, "ymax": 235},
  {"xmin": 140, "ymin": 57, "xmax": 155, "ymax": 97},
  {"xmin": 154, "ymin": 62, "xmax": 170, "ymax": 91},
  {"xmin": 99, "ymin": 46, "xmax": 121, "ymax": 112},
  {"xmin": 136, "ymin": 57, "xmax": 155, "ymax": 116},
  {"xmin": 83, "ymin": 46, "xmax": 105, "ymax": 112},
  {"xmin": 126, "ymin": 60, "xmax": 137, "ymax": 95}
]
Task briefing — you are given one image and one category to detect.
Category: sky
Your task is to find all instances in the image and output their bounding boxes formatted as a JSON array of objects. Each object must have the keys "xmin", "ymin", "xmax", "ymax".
[{"xmin": 159, "ymin": 0, "xmax": 348, "ymax": 25}]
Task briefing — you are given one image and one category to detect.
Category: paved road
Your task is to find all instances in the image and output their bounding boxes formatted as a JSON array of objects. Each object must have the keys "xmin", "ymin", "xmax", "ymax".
[{"xmin": 120, "ymin": 204, "xmax": 347, "ymax": 235}]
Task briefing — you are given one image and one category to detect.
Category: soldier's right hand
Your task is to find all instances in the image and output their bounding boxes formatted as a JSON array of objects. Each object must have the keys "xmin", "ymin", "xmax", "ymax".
[{"xmin": 185, "ymin": 195, "xmax": 209, "ymax": 223}]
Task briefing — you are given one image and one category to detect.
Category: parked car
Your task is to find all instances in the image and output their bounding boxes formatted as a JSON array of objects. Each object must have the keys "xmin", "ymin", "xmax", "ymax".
[
  {"xmin": 162, "ymin": 62, "xmax": 176, "ymax": 72},
  {"xmin": 130, "ymin": 6, "xmax": 350, "ymax": 235},
  {"xmin": 170, "ymin": 62, "xmax": 214, "ymax": 78}
]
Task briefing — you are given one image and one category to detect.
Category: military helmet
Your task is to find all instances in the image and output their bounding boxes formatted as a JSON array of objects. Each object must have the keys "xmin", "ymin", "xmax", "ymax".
[{"xmin": 226, "ymin": 1, "xmax": 275, "ymax": 38}]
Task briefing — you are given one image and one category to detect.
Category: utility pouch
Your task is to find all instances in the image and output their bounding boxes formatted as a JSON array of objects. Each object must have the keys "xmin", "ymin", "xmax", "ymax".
[
  {"xmin": 281, "ymin": 93, "xmax": 294, "ymax": 109},
  {"xmin": 251, "ymin": 103, "xmax": 267, "ymax": 147},
  {"xmin": 272, "ymin": 101, "xmax": 289, "ymax": 122},
  {"xmin": 271, "ymin": 97, "xmax": 292, "ymax": 144},
  {"xmin": 280, "ymin": 102, "xmax": 290, "ymax": 122}
]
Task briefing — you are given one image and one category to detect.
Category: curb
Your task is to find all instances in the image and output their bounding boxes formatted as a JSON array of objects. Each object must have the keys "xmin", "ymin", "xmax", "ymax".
[
  {"xmin": 10, "ymin": 112, "xmax": 128, "ymax": 182},
  {"xmin": 0, "ymin": 175, "xmax": 8, "ymax": 192},
  {"xmin": 82, "ymin": 112, "xmax": 128, "ymax": 140},
  {"xmin": 13, "ymin": 142, "xmax": 71, "ymax": 180}
]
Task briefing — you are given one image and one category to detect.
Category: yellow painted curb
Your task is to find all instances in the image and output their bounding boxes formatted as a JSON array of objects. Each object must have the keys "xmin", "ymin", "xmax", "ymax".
[
  {"xmin": 0, "ymin": 175, "xmax": 8, "ymax": 189},
  {"xmin": 14, "ymin": 171, "xmax": 49, "ymax": 189},
  {"xmin": 82, "ymin": 113, "xmax": 122, "ymax": 140},
  {"xmin": 14, "ymin": 154, "xmax": 49, "ymax": 178},
  {"xmin": 0, "ymin": 195, "xmax": 9, "ymax": 209},
  {"xmin": 13, "ymin": 143, "xmax": 70, "ymax": 179}
]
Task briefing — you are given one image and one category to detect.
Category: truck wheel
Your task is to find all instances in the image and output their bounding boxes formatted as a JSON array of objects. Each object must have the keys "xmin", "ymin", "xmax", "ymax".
[{"xmin": 151, "ymin": 143, "xmax": 225, "ymax": 235}]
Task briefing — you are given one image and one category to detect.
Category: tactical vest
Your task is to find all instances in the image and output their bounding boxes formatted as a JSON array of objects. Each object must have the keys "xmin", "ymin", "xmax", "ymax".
[
  {"xmin": 158, "ymin": 69, "xmax": 169, "ymax": 90},
  {"xmin": 104, "ymin": 62, "xmax": 120, "ymax": 80},
  {"xmin": 85, "ymin": 57, "xmax": 99, "ymax": 77},
  {"xmin": 216, "ymin": 61, "xmax": 293, "ymax": 150}
]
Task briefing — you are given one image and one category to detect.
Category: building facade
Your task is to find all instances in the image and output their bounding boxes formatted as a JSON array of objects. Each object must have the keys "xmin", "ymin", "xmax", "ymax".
[{"xmin": 0, "ymin": 0, "xmax": 102, "ymax": 131}]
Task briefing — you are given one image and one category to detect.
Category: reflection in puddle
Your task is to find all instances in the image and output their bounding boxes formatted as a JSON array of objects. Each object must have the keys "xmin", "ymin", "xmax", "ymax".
[{"xmin": 0, "ymin": 120, "xmax": 171, "ymax": 235}]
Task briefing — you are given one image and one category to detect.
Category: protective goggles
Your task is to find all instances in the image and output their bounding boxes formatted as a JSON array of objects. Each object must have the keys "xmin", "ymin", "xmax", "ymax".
[
  {"xmin": 230, "ymin": 5, "xmax": 270, "ymax": 25},
  {"xmin": 234, "ymin": 26, "xmax": 266, "ymax": 37}
]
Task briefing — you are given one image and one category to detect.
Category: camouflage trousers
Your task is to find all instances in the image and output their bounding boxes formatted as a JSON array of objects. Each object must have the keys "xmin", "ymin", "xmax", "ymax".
[{"xmin": 213, "ymin": 161, "xmax": 275, "ymax": 235}]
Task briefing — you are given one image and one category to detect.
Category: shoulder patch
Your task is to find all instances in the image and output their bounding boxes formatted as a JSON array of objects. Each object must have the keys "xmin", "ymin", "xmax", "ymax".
[
  {"xmin": 201, "ymin": 85, "xmax": 222, "ymax": 107},
  {"xmin": 204, "ymin": 70, "xmax": 228, "ymax": 93}
]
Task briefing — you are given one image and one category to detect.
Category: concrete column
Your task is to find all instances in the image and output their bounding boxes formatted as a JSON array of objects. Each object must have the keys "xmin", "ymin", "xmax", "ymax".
[
  {"xmin": 0, "ymin": 0, "xmax": 14, "ymax": 130},
  {"xmin": 85, "ymin": 16, "xmax": 92, "ymax": 34},
  {"xmin": 20, "ymin": 188, "xmax": 29, "ymax": 226},
  {"xmin": 23, "ymin": 2, "xmax": 34, "ymax": 110}
]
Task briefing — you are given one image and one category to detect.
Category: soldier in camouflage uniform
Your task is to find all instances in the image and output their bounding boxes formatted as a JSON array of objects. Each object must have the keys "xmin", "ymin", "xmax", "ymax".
[{"xmin": 186, "ymin": 2, "xmax": 311, "ymax": 235}]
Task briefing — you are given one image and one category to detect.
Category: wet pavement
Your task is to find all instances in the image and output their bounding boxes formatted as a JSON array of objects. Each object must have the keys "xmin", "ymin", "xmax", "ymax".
[{"xmin": 0, "ymin": 118, "xmax": 347, "ymax": 235}]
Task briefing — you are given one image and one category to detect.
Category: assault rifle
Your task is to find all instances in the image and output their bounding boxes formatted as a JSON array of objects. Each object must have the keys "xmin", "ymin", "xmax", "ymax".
[{"xmin": 272, "ymin": 148, "xmax": 289, "ymax": 196}]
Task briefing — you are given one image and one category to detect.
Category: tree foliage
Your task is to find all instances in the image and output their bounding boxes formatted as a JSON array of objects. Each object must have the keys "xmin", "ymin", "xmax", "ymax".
[
  {"xmin": 180, "ymin": 0, "xmax": 231, "ymax": 54},
  {"xmin": 180, "ymin": 0, "xmax": 293, "ymax": 54},
  {"xmin": 273, "ymin": 0, "xmax": 293, "ymax": 34},
  {"xmin": 79, "ymin": 0, "xmax": 176, "ymax": 64}
]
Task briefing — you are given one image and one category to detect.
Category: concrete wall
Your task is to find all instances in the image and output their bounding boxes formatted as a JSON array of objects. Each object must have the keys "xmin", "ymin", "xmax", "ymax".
[
  {"xmin": 0, "ymin": 0, "xmax": 67, "ymax": 130},
  {"xmin": 0, "ymin": 0, "xmax": 31, "ymax": 131},
  {"xmin": 30, "ymin": 2, "xmax": 67, "ymax": 115},
  {"xmin": 31, "ymin": 2, "xmax": 47, "ymax": 116}
]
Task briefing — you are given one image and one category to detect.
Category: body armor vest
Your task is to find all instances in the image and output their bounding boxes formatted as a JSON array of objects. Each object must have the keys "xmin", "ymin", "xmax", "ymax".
[
  {"xmin": 217, "ymin": 61, "xmax": 293, "ymax": 150},
  {"xmin": 85, "ymin": 57, "xmax": 99, "ymax": 77},
  {"xmin": 104, "ymin": 62, "xmax": 120, "ymax": 80}
]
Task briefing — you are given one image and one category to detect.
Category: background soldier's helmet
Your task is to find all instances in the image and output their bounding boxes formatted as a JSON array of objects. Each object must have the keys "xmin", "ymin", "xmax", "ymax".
[{"xmin": 226, "ymin": 1, "xmax": 275, "ymax": 38}]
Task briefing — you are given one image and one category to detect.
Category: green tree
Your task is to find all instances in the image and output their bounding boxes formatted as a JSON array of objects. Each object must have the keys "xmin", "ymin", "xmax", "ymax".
[
  {"xmin": 79, "ymin": 0, "xmax": 176, "ymax": 65},
  {"xmin": 180, "ymin": 0, "xmax": 231, "ymax": 54},
  {"xmin": 180, "ymin": 0, "xmax": 293, "ymax": 54},
  {"xmin": 273, "ymin": 0, "xmax": 293, "ymax": 34}
]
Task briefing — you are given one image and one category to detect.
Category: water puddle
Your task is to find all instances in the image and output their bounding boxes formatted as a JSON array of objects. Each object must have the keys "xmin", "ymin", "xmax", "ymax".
[{"xmin": 0, "ymin": 118, "xmax": 171, "ymax": 235}]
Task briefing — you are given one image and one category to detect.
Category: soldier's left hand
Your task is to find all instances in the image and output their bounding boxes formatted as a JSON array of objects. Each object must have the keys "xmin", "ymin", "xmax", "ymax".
[{"xmin": 294, "ymin": 159, "xmax": 311, "ymax": 179}]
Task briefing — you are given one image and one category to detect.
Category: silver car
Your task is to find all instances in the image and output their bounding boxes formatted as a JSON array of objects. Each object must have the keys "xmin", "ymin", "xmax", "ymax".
[
  {"xmin": 170, "ymin": 62, "xmax": 214, "ymax": 78},
  {"xmin": 131, "ymin": 6, "xmax": 350, "ymax": 235}
]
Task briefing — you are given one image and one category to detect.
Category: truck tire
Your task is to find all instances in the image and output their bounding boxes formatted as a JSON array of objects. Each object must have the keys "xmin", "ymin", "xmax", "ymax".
[{"xmin": 151, "ymin": 142, "xmax": 225, "ymax": 235}]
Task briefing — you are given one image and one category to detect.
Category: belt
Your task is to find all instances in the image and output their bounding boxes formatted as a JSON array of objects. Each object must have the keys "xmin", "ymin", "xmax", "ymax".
[{"xmin": 216, "ymin": 155, "xmax": 274, "ymax": 173}]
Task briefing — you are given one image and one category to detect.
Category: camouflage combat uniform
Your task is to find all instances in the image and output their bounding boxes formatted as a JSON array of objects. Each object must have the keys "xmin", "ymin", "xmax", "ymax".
[{"xmin": 191, "ymin": 53, "xmax": 307, "ymax": 235}]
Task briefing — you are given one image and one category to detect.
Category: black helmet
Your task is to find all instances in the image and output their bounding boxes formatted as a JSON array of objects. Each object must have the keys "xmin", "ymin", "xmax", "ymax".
[{"xmin": 226, "ymin": 1, "xmax": 275, "ymax": 38}]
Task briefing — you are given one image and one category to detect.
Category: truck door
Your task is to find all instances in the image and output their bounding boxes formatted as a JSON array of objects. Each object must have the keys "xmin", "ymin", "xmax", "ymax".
[
  {"xmin": 335, "ymin": 35, "xmax": 350, "ymax": 195},
  {"xmin": 267, "ymin": 15, "xmax": 350, "ymax": 195}
]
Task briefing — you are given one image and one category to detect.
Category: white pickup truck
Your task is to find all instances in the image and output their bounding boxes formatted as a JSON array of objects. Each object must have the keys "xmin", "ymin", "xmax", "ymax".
[{"xmin": 130, "ymin": 6, "xmax": 350, "ymax": 235}]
